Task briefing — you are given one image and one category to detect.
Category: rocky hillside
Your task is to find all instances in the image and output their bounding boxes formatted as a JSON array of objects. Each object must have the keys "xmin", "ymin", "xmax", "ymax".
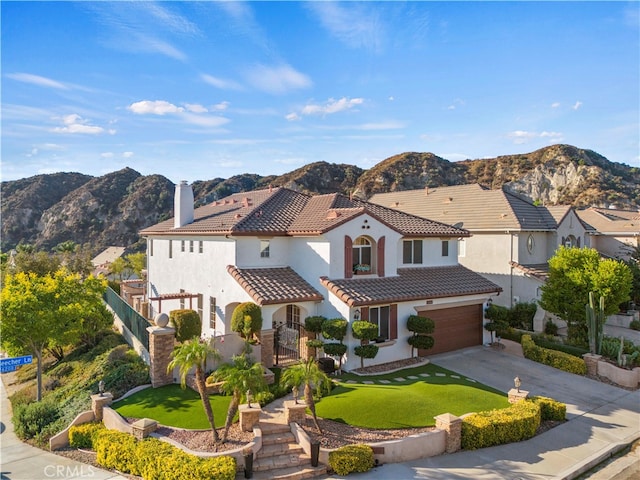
[{"xmin": 1, "ymin": 144, "xmax": 637, "ymax": 254}]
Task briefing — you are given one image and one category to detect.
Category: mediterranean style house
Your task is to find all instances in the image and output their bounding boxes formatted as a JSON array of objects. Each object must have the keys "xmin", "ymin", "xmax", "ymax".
[
  {"xmin": 140, "ymin": 182, "xmax": 501, "ymax": 371},
  {"xmin": 576, "ymin": 207, "xmax": 640, "ymax": 261},
  {"xmin": 369, "ymin": 184, "xmax": 590, "ymax": 322}
]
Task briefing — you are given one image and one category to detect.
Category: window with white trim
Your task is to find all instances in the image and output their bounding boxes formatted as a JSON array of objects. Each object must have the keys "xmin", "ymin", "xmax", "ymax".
[
  {"xmin": 458, "ymin": 238, "xmax": 466, "ymax": 258},
  {"xmin": 181, "ymin": 240, "xmax": 185, "ymax": 252},
  {"xmin": 441, "ymin": 240, "xmax": 449, "ymax": 257},
  {"xmin": 403, "ymin": 239, "xmax": 423, "ymax": 264},
  {"xmin": 353, "ymin": 236, "xmax": 373, "ymax": 274},
  {"xmin": 209, "ymin": 297, "xmax": 217, "ymax": 330},
  {"xmin": 189, "ymin": 241, "xmax": 194, "ymax": 253},
  {"xmin": 369, "ymin": 306, "xmax": 390, "ymax": 340},
  {"xmin": 260, "ymin": 239, "xmax": 270, "ymax": 258},
  {"xmin": 199, "ymin": 240, "xmax": 203, "ymax": 253}
]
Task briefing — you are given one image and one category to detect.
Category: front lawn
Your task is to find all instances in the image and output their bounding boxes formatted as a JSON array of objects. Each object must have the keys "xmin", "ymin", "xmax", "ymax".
[
  {"xmin": 112, "ymin": 384, "xmax": 232, "ymax": 429},
  {"xmin": 316, "ymin": 363, "xmax": 510, "ymax": 429}
]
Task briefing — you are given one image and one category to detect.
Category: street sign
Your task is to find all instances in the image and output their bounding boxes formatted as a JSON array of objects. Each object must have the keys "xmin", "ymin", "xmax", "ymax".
[{"xmin": 0, "ymin": 355, "xmax": 33, "ymax": 373}]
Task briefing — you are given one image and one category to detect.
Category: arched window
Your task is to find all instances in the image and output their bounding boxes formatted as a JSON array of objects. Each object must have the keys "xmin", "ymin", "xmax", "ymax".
[{"xmin": 352, "ymin": 236, "xmax": 373, "ymax": 274}]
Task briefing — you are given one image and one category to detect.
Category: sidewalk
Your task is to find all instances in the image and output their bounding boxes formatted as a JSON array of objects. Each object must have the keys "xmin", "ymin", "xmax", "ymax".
[
  {"xmin": 321, "ymin": 345, "xmax": 640, "ymax": 480},
  {"xmin": 0, "ymin": 378, "xmax": 128, "ymax": 480}
]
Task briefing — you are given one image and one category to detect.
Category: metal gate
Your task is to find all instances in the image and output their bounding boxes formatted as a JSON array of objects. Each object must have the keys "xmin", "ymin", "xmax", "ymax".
[{"xmin": 273, "ymin": 320, "xmax": 303, "ymax": 366}]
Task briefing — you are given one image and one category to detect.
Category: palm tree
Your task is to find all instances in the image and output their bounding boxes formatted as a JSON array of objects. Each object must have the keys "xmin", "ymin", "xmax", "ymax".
[
  {"xmin": 211, "ymin": 351, "xmax": 267, "ymax": 442},
  {"xmin": 281, "ymin": 357, "xmax": 331, "ymax": 433},
  {"xmin": 167, "ymin": 337, "xmax": 221, "ymax": 444}
]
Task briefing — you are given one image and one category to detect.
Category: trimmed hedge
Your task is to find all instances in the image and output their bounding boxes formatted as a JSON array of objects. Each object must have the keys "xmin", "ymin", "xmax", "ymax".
[
  {"xmin": 231, "ymin": 302, "xmax": 262, "ymax": 340},
  {"xmin": 69, "ymin": 422, "xmax": 105, "ymax": 449},
  {"xmin": 328, "ymin": 444, "xmax": 375, "ymax": 476},
  {"xmin": 530, "ymin": 396, "xmax": 566, "ymax": 422},
  {"xmin": 521, "ymin": 335, "xmax": 587, "ymax": 375},
  {"xmin": 93, "ymin": 429, "xmax": 236, "ymax": 480},
  {"xmin": 461, "ymin": 400, "xmax": 541, "ymax": 450},
  {"xmin": 12, "ymin": 400, "xmax": 60, "ymax": 440},
  {"xmin": 169, "ymin": 309, "xmax": 202, "ymax": 343}
]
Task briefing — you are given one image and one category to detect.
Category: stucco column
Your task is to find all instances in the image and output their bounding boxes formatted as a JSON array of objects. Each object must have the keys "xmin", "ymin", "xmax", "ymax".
[
  {"xmin": 435, "ymin": 413, "xmax": 462, "ymax": 453},
  {"xmin": 147, "ymin": 325, "xmax": 176, "ymax": 387},
  {"xmin": 258, "ymin": 329, "xmax": 274, "ymax": 368},
  {"xmin": 91, "ymin": 393, "xmax": 113, "ymax": 422}
]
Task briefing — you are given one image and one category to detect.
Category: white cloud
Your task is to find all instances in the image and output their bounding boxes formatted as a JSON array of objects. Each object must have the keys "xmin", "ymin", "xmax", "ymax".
[
  {"xmin": 201, "ymin": 74, "xmax": 243, "ymax": 91},
  {"xmin": 128, "ymin": 100, "xmax": 184, "ymax": 115},
  {"xmin": 551, "ymin": 102, "xmax": 561, "ymax": 108},
  {"xmin": 357, "ymin": 121, "xmax": 404, "ymax": 130},
  {"xmin": 181, "ymin": 112, "xmax": 229, "ymax": 128},
  {"xmin": 212, "ymin": 101, "xmax": 230, "ymax": 111},
  {"xmin": 6, "ymin": 73, "xmax": 68, "ymax": 90},
  {"xmin": 101, "ymin": 152, "xmax": 114, "ymax": 158},
  {"xmin": 292, "ymin": 97, "xmax": 364, "ymax": 119},
  {"xmin": 507, "ymin": 130, "xmax": 563, "ymax": 144},
  {"xmin": 307, "ymin": 2, "xmax": 383, "ymax": 52},
  {"xmin": 52, "ymin": 114, "xmax": 106, "ymax": 135},
  {"xmin": 123, "ymin": 152, "xmax": 134, "ymax": 158},
  {"xmin": 184, "ymin": 103, "xmax": 208, "ymax": 113},
  {"xmin": 572, "ymin": 101, "xmax": 583, "ymax": 110},
  {"xmin": 447, "ymin": 98, "xmax": 465, "ymax": 110},
  {"xmin": 245, "ymin": 64, "xmax": 312, "ymax": 94}
]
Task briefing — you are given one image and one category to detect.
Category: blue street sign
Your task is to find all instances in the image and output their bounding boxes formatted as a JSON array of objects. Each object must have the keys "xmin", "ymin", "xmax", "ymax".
[{"xmin": 0, "ymin": 355, "xmax": 33, "ymax": 373}]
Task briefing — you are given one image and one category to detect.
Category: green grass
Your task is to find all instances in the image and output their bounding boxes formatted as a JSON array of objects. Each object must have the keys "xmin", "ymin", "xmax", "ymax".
[
  {"xmin": 112, "ymin": 384, "xmax": 232, "ymax": 429},
  {"xmin": 316, "ymin": 363, "xmax": 510, "ymax": 429}
]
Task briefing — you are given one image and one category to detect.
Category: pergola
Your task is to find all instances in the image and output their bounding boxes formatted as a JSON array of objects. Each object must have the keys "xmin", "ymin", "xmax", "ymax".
[{"xmin": 149, "ymin": 292, "xmax": 199, "ymax": 313}]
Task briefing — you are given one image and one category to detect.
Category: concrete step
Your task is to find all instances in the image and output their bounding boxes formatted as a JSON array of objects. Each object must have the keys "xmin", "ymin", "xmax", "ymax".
[
  {"xmin": 247, "ymin": 464, "xmax": 328, "ymax": 480},
  {"xmin": 261, "ymin": 431, "xmax": 296, "ymax": 446},
  {"xmin": 253, "ymin": 453, "xmax": 312, "ymax": 472},
  {"xmin": 257, "ymin": 441, "xmax": 304, "ymax": 458},
  {"xmin": 259, "ymin": 421, "xmax": 291, "ymax": 435}
]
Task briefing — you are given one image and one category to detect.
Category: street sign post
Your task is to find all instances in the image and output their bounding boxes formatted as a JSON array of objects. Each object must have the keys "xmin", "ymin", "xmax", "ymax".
[{"xmin": 0, "ymin": 355, "xmax": 33, "ymax": 373}]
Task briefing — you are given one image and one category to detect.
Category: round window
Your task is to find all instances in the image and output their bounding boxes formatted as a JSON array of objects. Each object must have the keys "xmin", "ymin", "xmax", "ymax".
[{"xmin": 527, "ymin": 234, "xmax": 535, "ymax": 254}]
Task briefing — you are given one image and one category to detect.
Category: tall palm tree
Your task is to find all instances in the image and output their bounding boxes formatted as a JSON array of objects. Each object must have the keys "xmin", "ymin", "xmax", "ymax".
[
  {"xmin": 167, "ymin": 337, "xmax": 221, "ymax": 444},
  {"xmin": 281, "ymin": 357, "xmax": 331, "ymax": 433},
  {"xmin": 211, "ymin": 351, "xmax": 267, "ymax": 442}
]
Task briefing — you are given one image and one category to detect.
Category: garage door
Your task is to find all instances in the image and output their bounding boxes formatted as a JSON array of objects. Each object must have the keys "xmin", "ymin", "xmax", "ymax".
[{"xmin": 418, "ymin": 304, "xmax": 483, "ymax": 356}]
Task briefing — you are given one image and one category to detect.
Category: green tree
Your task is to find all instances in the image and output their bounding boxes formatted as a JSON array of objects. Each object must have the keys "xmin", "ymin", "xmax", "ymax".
[
  {"xmin": 126, "ymin": 252, "xmax": 146, "ymax": 278},
  {"xmin": 352, "ymin": 321, "xmax": 379, "ymax": 369},
  {"xmin": 210, "ymin": 348, "xmax": 266, "ymax": 442},
  {"xmin": 1, "ymin": 270, "xmax": 108, "ymax": 400},
  {"xmin": 231, "ymin": 302, "xmax": 262, "ymax": 341},
  {"xmin": 108, "ymin": 257, "xmax": 131, "ymax": 281},
  {"xmin": 540, "ymin": 246, "xmax": 632, "ymax": 346},
  {"xmin": 281, "ymin": 357, "xmax": 331, "ymax": 433},
  {"xmin": 622, "ymin": 245, "xmax": 640, "ymax": 306},
  {"xmin": 167, "ymin": 337, "xmax": 221, "ymax": 444}
]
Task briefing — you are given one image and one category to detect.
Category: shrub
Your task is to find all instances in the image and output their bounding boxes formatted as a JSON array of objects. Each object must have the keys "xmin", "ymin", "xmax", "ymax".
[
  {"xmin": 354, "ymin": 344, "xmax": 379, "ymax": 360},
  {"xmin": 95, "ymin": 430, "xmax": 139, "ymax": 475},
  {"xmin": 12, "ymin": 400, "xmax": 60, "ymax": 440},
  {"xmin": 407, "ymin": 314, "xmax": 435, "ymax": 334},
  {"xmin": 94, "ymin": 430, "xmax": 236, "ymax": 480},
  {"xmin": 304, "ymin": 315, "xmax": 326, "ymax": 334},
  {"xmin": 328, "ymin": 444, "xmax": 375, "ymax": 476},
  {"xmin": 461, "ymin": 400, "xmax": 541, "ymax": 450},
  {"xmin": 510, "ymin": 302, "xmax": 537, "ymax": 330},
  {"xmin": 169, "ymin": 309, "xmax": 202, "ymax": 343},
  {"xmin": 544, "ymin": 319, "xmax": 559, "ymax": 336},
  {"xmin": 408, "ymin": 335, "xmax": 435, "ymax": 350},
  {"xmin": 530, "ymin": 396, "xmax": 566, "ymax": 422},
  {"xmin": 521, "ymin": 335, "xmax": 587, "ymax": 375},
  {"xmin": 352, "ymin": 321, "xmax": 379, "ymax": 341},
  {"xmin": 322, "ymin": 318, "xmax": 348, "ymax": 341},
  {"xmin": 231, "ymin": 302, "xmax": 262, "ymax": 340},
  {"xmin": 69, "ymin": 422, "xmax": 105, "ymax": 449},
  {"xmin": 323, "ymin": 343, "xmax": 348, "ymax": 357},
  {"xmin": 630, "ymin": 319, "xmax": 640, "ymax": 331}
]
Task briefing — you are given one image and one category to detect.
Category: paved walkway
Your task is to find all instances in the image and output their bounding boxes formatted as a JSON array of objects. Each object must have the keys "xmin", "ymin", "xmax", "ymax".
[
  {"xmin": 322, "ymin": 344, "xmax": 640, "ymax": 480},
  {"xmin": 0, "ymin": 378, "xmax": 128, "ymax": 480}
]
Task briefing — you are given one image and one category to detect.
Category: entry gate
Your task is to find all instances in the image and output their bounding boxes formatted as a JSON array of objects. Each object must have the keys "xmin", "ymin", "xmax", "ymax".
[{"xmin": 273, "ymin": 321, "xmax": 304, "ymax": 366}]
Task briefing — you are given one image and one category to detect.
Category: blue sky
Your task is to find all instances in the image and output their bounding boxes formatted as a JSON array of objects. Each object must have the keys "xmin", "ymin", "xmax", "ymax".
[{"xmin": 2, "ymin": 1, "xmax": 639, "ymax": 184}]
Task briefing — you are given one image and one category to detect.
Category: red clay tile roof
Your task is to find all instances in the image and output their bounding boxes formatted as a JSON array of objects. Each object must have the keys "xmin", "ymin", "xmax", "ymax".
[
  {"xmin": 140, "ymin": 187, "xmax": 469, "ymax": 238},
  {"xmin": 510, "ymin": 262, "xmax": 549, "ymax": 281},
  {"xmin": 320, "ymin": 265, "xmax": 502, "ymax": 307},
  {"xmin": 227, "ymin": 266, "xmax": 324, "ymax": 306}
]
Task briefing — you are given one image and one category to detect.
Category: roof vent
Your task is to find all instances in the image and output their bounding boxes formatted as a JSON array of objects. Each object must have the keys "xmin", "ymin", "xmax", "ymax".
[
  {"xmin": 500, "ymin": 213, "xmax": 508, "ymax": 219},
  {"xmin": 443, "ymin": 197, "xmax": 453, "ymax": 204},
  {"xmin": 234, "ymin": 214, "xmax": 242, "ymax": 219},
  {"xmin": 326, "ymin": 211, "xmax": 340, "ymax": 220},
  {"xmin": 242, "ymin": 197, "xmax": 252, "ymax": 208}
]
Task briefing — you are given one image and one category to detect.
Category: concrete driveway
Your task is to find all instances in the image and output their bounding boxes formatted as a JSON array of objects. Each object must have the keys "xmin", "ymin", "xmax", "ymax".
[{"xmin": 328, "ymin": 345, "xmax": 640, "ymax": 480}]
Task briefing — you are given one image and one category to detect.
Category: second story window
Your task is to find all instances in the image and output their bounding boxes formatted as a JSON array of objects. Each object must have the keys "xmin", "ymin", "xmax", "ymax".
[
  {"xmin": 189, "ymin": 240, "xmax": 194, "ymax": 253},
  {"xmin": 403, "ymin": 239, "xmax": 423, "ymax": 264},
  {"xmin": 181, "ymin": 240, "xmax": 185, "ymax": 252},
  {"xmin": 441, "ymin": 240, "xmax": 449, "ymax": 257},
  {"xmin": 260, "ymin": 239, "xmax": 270, "ymax": 258},
  {"xmin": 353, "ymin": 236, "xmax": 372, "ymax": 274}
]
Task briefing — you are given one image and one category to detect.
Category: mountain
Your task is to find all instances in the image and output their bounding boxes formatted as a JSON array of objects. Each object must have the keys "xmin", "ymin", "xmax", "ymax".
[{"xmin": 1, "ymin": 144, "xmax": 637, "ymax": 254}]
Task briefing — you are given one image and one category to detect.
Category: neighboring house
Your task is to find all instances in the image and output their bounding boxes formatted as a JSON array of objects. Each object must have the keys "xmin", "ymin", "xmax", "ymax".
[
  {"xmin": 369, "ymin": 184, "xmax": 590, "ymax": 318},
  {"xmin": 140, "ymin": 182, "xmax": 501, "ymax": 371},
  {"xmin": 91, "ymin": 246, "xmax": 125, "ymax": 277},
  {"xmin": 576, "ymin": 207, "xmax": 640, "ymax": 260}
]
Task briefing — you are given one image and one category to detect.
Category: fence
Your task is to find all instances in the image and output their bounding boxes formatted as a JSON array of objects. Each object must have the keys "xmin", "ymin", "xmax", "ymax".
[{"xmin": 104, "ymin": 287, "xmax": 150, "ymax": 351}]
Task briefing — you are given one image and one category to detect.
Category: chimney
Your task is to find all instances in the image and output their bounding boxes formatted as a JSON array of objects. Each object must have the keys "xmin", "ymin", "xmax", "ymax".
[{"xmin": 174, "ymin": 181, "xmax": 194, "ymax": 228}]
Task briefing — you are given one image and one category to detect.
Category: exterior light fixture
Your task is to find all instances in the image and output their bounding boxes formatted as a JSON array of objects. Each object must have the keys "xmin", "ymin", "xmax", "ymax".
[
  {"xmin": 354, "ymin": 308, "xmax": 361, "ymax": 321},
  {"xmin": 514, "ymin": 376, "xmax": 521, "ymax": 393}
]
